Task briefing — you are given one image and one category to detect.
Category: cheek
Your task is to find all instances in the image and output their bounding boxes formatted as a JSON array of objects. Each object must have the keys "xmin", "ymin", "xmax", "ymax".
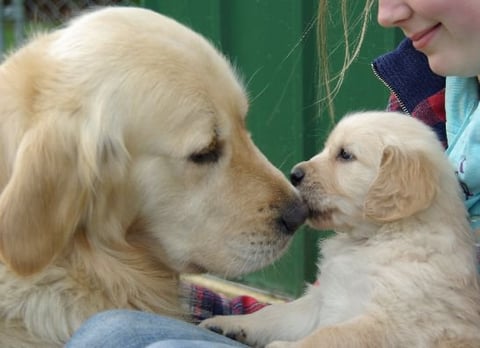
[
  {"xmin": 431, "ymin": 3, "xmax": 480, "ymax": 74},
  {"xmin": 414, "ymin": 0, "xmax": 457, "ymax": 20},
  {"xmin": 335, "ymin": 163, "xmax": 377, "ymax": 198},
  {"xmin": 441, "ymin": 1, "xmax": 480, "ymax": 30}
]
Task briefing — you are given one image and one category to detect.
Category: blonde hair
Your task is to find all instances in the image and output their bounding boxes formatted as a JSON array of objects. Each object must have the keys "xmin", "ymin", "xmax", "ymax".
[{"xmin": 317, "ymin": 0, "xmax": 375, "ymax": 121}]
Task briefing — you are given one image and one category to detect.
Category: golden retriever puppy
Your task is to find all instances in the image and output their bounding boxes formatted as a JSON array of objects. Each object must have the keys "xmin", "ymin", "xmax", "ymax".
[
  {"xmin": 0, "ymin": 7, "xmax": 307, "ymax": 347},
  {"xmin": 201, "ymin": 111, "xmax": 480, "ymax": 348}
]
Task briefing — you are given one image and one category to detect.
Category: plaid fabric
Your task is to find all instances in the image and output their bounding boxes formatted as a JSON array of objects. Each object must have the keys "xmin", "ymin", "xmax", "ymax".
[
  {"xmin": 183, "ymin": 283, "xmax": 268, "ymax": 323},
  {"xmin": 373, "ymin": 38, "xmax": 447, "ymax": 148},
  {"xmin": 387, "ymin": 89, "xmax": 447, "ymax": 148}
]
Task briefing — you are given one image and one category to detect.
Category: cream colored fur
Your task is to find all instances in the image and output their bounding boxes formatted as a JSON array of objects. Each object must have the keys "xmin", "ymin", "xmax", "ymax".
[
  {"xmin": 0, "ymin": 7, "xmax": 306, "ymax": 347},
  {"xmin": 201, "ymin": 111, "xmax": 480, "ymax": 348}
]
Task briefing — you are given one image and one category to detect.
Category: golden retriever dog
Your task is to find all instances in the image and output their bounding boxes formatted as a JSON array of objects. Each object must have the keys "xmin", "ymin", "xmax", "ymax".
[
  {"xmin": 0, "ymin": 7, "xmax": 308, "ymax": 347},
  {"xmin": 201, "ymin": 111, "xmax": 480, "ymax": 348}
]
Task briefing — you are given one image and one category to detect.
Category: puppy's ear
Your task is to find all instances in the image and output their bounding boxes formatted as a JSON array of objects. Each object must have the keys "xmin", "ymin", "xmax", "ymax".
[
  {"xmin": 0, "ymin": 121, "xmax": 90, "ymax": 276},
  {"xmin": 364, "ymin": 145, "xmax": 438, "ymax": 222}
]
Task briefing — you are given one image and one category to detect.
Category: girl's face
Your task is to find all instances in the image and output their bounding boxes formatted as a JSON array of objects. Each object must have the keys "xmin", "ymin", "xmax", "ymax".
[{"xmin": 377, "ymin": 0, "xmax": 480, "ymax": 77}]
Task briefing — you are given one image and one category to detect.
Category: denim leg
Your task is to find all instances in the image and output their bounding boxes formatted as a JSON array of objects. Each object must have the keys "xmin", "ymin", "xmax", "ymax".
[
  {"xmin": 146, "ymin": 340, "xmax": 242, "ymax": 348},
  {"xmin": 65, "ymin": 309, "xmax": 248, "ymax": 348}
]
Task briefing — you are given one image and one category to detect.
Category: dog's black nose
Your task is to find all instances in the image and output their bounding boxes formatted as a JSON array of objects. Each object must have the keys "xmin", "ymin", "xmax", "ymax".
[
  {"xmin": 290, "ymin": 166, "xmax": 305, "ymax": 187},
  {"xmin": 279, "ymin": 199, "xmax": 308, "ymax": 234}
]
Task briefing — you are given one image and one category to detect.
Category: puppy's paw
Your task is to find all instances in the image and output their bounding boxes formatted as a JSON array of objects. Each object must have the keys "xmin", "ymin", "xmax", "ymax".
[
  {"xmin": 200, "ymin": 315, "xmax": 264, "ymax": 347},
  {"xmin": 201, "ymin": 320, "xmax": 247, "ymax": 343}
]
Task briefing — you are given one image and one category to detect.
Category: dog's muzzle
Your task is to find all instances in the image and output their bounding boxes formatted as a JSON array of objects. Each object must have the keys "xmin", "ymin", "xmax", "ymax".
[{"xmin": 278, "ymin": 198, "xmax": 308, "ymax": 234}]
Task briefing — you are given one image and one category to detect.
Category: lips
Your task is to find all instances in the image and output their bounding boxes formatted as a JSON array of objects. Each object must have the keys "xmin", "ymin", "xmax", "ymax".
[{"xmin": 410, "ymin": 23, "xmax": 441, "ymax": 50}]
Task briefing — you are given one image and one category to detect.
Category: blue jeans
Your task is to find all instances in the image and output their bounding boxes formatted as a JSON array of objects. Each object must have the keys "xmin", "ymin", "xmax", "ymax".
[{"xmin": 66, "ymin": 310, "xmax": 248, "ymax": 348}]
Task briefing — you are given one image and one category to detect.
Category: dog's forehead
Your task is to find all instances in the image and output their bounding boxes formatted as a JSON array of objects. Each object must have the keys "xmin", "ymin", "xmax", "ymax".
[
  {"xmin": 333, "ymin": 112, "xmax": 412, "ymax": 144},
  {"xmin": 322, "ymin": 114, "xmax": 394, "ymax": 164},
  {"xmin": 53, "ymin": 7, "xmax": 249, "ymax": 105},
  {"xmin": 52, "ymin": 7, "xmax": 250, "ymax": 159},
  {"xmin": 328, "ymin": 119, "xmax": 379, "ymax": 148}
]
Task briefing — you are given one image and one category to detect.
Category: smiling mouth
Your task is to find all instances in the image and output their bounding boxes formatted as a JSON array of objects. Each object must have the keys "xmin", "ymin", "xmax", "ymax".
[{"xmin": 410, "ymin": 23, "xmax": 441, "ymax": 50}]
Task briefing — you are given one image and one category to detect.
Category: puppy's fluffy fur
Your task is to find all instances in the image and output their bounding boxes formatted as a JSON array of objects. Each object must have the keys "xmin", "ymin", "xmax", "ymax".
[
  {"xmin": 0, "ymin": 7, "xmax": 307, "ymax": 347},
  {"xmin": 201, "ymin": 112, "xmax": 480, "ymax": 348}
]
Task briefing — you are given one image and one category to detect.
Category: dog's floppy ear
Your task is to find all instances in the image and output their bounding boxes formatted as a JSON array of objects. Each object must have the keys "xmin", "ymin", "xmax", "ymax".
[
  {"xmin": 364, "ymin": 145, "xmax": 438, "ymax": 222},
  {"xmin": 0, "ymin": 120, "xmax": 92, "ymax": 276}
]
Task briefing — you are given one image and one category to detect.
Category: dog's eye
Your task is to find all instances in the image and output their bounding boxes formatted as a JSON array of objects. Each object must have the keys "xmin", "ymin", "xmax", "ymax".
[
  {"xmin": 337, "ymin": 148, "xmax": 355, "ymax": 161},
  {"xmin": 189, "ymin": 130, "xmax": 223, "ymax": 165},
  {"xmin": 189, "ymin": 138, "xmax": 222, "ymax": 165},
  {"xmin": 189, "ymin": 148, "xmax": 221, "ymax": 164}
]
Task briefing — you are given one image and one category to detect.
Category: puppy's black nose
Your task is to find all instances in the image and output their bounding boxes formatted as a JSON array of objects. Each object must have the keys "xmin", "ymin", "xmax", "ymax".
[
  {"xmin": 280, "ymin": 199, "xmax": 308, "ymax": 234},
  {"xmin": 290, "ymin": 166, "xmax": 305, "ymax": 187}
]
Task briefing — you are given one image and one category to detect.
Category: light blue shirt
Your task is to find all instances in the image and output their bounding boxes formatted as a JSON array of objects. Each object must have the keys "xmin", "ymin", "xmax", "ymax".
[{"xmin": 445, "ymin": 76, "xmax": 480, "ymax": 232}]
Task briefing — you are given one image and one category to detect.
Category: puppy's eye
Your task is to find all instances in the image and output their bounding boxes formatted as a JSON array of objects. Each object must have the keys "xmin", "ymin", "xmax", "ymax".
[{"xmin": 337, "ymin": 148, "xmax": 355, "ymax": 161}]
